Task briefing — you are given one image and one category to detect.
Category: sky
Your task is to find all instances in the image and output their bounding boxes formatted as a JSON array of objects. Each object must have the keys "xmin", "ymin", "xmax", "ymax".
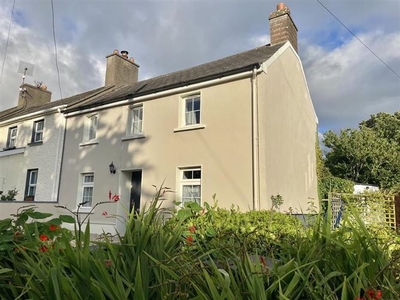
[{"xmin": 0, "ymin": 0, "xmax": 399, "ymax": 133}]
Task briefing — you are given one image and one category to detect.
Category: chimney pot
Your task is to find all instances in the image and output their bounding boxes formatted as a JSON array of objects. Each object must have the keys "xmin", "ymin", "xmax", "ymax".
[
  {"xmin": 121, "ymin": 50, "xmax": 129, "ymax": 59},
  {"xmin": 129, "ymin": 58, "xmax": 135, "ymax": 63},
  {"xmin": 277, "ymin": 3, "xmax": 285, "ymax": 10},
  {"xmin": 113, "ymin": 49, "xmax": 119, "ymax": 55}
]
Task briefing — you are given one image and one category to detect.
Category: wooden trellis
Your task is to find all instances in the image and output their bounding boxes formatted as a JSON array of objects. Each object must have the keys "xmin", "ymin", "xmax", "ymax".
[{"xmin": 327, "ymin": 193, "xmax": 397, "ymax": 230}]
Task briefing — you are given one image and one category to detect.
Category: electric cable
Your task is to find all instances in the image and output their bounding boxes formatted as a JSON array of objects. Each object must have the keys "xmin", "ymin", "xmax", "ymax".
[
  {"xmin": 50, "ymin": 0, "xmax": 63, "ymax": 99},
  {"xmin": 0, "ymin": 0, "xmax": 17, "ymax": 86},
  {"xmin": 316, "ymin": 0, "xmax": 400, "ymax": 79}
]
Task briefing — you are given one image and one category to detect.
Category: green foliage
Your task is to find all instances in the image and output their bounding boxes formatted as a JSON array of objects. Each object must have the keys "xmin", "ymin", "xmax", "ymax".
[
  {"xmin": 0, "ymin": 188, "xmax": 398, "ymax": 299},
  {"xmin": 271, "ymin": 194, "xmax": 284, "ymax": 211},
  {"xmin": 323, "ymin": 111, "xmax": 400, "ymax": 189},
  {"xmin": 319, "ymin": 175, "xmax": 354, "ymax": 199},
  {"xmin": 0, "ymin": 188, "xmax": 18, "ymax": 201},
  {"xmin": 169, "ymin": 199, "xmax": 305, "ymax": 256}
]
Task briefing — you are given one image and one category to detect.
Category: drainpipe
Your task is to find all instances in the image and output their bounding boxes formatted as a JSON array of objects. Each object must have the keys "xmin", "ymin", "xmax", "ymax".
[{"xmin": 251, "ymin": 66, "xmax": 260, "ymax": 210}]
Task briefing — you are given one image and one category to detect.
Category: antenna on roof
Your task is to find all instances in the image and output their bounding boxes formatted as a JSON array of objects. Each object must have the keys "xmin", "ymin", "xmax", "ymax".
[{"xmin": 17, "ymin": 61, "xmax": 34, "ymax": 85}]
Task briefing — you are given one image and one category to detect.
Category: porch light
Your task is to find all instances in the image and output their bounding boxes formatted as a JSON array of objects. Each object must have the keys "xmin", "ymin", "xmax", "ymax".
[{"xmin": 109, "ymin": 162, "xmax": 116, "ymax": 174}]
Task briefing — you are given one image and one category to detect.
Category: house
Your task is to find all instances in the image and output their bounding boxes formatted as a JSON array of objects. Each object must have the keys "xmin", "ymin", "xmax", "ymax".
[
  {"xmin": 0, "ymin": 82, "xmax": 109, "ymax": 219},
  {"xmin": 56, "ymin": 3, "xmax": 318, "ymax": 234}
]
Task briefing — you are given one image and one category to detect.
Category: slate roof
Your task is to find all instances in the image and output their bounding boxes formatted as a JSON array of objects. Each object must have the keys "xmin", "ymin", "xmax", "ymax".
[
  {"xmin": 66, "ymin": 42, "xmax": 286, "ymax": 112},
  {"xmin": 0, "ymin": 86, "xmax": 111, "ymax": 123},
  {"xmin": 0, "ymin": 41, "xmax": 286, "ymax": 119}
]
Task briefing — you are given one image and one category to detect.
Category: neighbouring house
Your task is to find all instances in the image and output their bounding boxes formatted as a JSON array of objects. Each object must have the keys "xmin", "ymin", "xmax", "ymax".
[
  {"xmin": 56, "ymin": 3, "xmax": 318, "ymax": 234},
  {"xmin": 0, "ymin": 82, "xmax": 110, "ymax": 219}
]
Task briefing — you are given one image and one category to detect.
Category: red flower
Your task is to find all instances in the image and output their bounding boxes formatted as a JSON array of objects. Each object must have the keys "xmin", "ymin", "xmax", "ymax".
[
  {"xmin": 49, "ymin": 224, "xmax": 59, "ymax": 231},
  {"xmin": 39, "ymin": 245, "xmax": 48, "ymax": 252},
  {"xmin": 112, "ymin": 194, "xmax": 120, "ymax": 202},
  {"xmin": 102, "ymin": 211, "xmax": 108, "ymax": 216},
  {"xmin": 104, "ymin": 260, "xmax": 112, "ymax": 268},
  {"xmin": 375, "ymin": 290, "xmax": 382, "ymax": 299},
  {"xmin": 39, "ymin": 234, "xmax": 48, "ymax": 241},
  {"xmin": 186, "ymin": 235, "xmax": 194, "ymax": 245},
  {"xmin": 14, "ymin": 231, "xmax": 21, "ymax": 236},
  {"xmin": 366, "ymin": 289, "xmax": 375, "ymax": 299},
  {"xmin": 189, "ymin": 225, "xmax": 196, "ymax": 233}
]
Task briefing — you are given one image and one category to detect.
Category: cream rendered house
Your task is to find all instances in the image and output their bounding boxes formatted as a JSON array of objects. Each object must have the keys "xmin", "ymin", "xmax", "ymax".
[{"xmin": 58, "ymin": 3, "xmax": 318, "ymax": 234}]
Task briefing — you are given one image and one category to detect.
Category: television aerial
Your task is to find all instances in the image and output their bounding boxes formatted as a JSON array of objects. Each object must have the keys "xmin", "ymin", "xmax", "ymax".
[{"xmin": 17, "ymin": 61, "xmax": 34, "ymax": 85}]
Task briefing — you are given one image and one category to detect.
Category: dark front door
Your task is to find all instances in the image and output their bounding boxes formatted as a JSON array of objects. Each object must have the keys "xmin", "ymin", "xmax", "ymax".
[{"xmin": 130, "ymin": 171, "xmax": 142, "ymax": 214}]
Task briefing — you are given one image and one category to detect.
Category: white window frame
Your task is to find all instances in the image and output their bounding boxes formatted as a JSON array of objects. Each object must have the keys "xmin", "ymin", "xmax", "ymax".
[
  {"xmin": 32, "ymin": 120, "xmax": 44, "ymax": 143},
  {"xmin": 179, "ymin": 167, "xmax": 202, "ymax": 206},
  {"xmin": 82, "ymin": 114, "xmax": 99, "ymax": 144},
  {"xmin": 79, "ymin": 173, "xmax": 94, "ymax": 208},
  {"xmin": 184, "ymin": 94, "xmax": 201, "ymax": 126},
  {"xmin": 129, "ymin": 105, "xmax": 143, "ymax": 136},
  {"xmin": 26, "ymin": 169, "xmax": 38, "ymax": 198},
  {"xmin": 174, "ymin": 92, "xmax": 205, "ymax": 132},
  {"xmin": 7, "ymin": 127, "xmax": 17, "ymax": 148}
]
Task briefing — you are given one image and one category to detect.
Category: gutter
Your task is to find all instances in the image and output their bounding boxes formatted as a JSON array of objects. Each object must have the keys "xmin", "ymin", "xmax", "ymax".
[
  {"xmin": 64, "ymin": 67, "xmax": 262, "ymax": 117},
  {"xmin": 0, "ymin": 105, "xmax": 67, "ymax": 126},
  {"xmin": 251, "ymin": 66, "xmax": 260, "ymax": 210}
]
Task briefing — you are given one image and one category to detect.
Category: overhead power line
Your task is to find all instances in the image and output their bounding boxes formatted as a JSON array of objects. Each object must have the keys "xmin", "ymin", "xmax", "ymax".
[
  {"xmin": 0, "ymin": 0, "xmax": 17, "ymax": 86},
  {"xmin": 316, "ymin": 0, "xmax": 400, "ymax": 79},
  {"xmin": 50, "ymin": 0, "xmax": 63, "ymax": 99}
]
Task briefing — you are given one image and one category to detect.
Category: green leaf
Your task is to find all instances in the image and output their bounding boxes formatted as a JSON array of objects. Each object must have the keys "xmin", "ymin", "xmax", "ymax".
[
  {"xmin": 28, "ymin": 211, "xmax": 53, "ymax": 219},
  {"xmin": 59, "ymin": 215, "xmax": 76, "ymax": 223}
]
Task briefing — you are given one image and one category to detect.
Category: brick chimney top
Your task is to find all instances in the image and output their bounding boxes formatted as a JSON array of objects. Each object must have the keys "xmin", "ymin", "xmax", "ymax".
[{"xmin": 269, "ymin": 3, "xmax": 298, "ymax": 52}]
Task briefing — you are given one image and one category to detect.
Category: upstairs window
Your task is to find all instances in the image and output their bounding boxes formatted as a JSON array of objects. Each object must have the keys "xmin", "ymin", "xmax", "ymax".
[
  {"xmin": 80, "ymin": 173, "xmax": 94, "ymax": 208},
  {"xmin": 83, "ymin": 114, "xmax": 98, "ymax": 142},
  {"xmin": 180, "ymin": 167, "xmax": 201, "ymax": 205},
  {"xmin": 88, "ymin": 115, "xmax": 98, "ymax": 140},
  {"xmin": 25, "ymin": 169, "xmax": 38, "ymax": 200},
  {"xmin": 7, "ymin": 127, "xmax": 17, "ymax": 148},
  {"xmin": 32, "ymin": 120, "xmax": 44, "ymax": 143},
  {"xmin": 185, "ymin": 95, "xmax": 201, "ymax": 126},
  {"xmin": 129, "ymin": 105, "xmax": 143, "ymax": 135}
]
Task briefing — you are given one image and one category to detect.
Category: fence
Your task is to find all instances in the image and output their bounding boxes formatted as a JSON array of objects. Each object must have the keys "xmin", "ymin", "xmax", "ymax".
[{"xmin": 326, "ymin": 192, "xmax": 397, "ymax": 230}]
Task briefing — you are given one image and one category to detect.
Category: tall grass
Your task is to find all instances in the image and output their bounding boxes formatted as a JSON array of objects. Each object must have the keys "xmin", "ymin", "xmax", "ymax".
[{"xmin": 0, "ymin": 190, "xmax": 398, "ymax": 299}]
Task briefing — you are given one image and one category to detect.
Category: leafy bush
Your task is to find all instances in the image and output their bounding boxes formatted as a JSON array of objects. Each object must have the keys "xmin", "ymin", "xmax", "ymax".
[
  {"xmin": 168, "ymin": 200, "xmax": 305, "ymax": 257},
  {"xmin": 0, "ymin": 188, "xmax": 18, "ymax": 201},
  {"xmin": 319, "ymin": 175, "xmax": 354, "ymax": 199},
  {"xmin": 0, "ymin": 189, "xmax": 398, "ymax": 299}
]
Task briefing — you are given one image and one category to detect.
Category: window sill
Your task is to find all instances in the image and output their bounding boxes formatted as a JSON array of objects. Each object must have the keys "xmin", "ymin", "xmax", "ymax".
[
  {"xmin": 174, "ymin": 124, "xmax": 206, "ymax": 133},
  {"xmin": 121, "ymin": 134, "xmax": 145, "ymax": 141},
  {"xmin": 79, "ymin": 139, "xmax": 99, "ymax": 147},
  {"xmin": 0, "ymin": 147, "xmax": 25, "ymax": 157},
  {"xmin": 72, "ymin": 209, "xmax": 93, "ymax": 214},
  {"xmin": 28, "ymin": 141, "xmax": 43, "ymax": 146},
  {"xmin": 3, "ymin": 146, "xmax": 16, "ymax": 151}
]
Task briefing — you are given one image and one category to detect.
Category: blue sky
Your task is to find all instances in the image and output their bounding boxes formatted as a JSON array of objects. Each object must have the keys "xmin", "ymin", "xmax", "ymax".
[{"xmin": 0, "ymin": 0, "xmax": 399, "ymax": 133}]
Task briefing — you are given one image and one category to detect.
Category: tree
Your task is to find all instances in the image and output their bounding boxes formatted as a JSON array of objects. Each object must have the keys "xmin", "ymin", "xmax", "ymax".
[{"xmin": 323, "ymin": 111, "xmax": 400, "ymax": 189}]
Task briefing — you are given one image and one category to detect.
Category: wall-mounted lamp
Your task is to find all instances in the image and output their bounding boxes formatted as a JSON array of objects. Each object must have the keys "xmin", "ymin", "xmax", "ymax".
[{"xmin": 109, "ymin": 162, "xmax": 116, "ymax": 174}]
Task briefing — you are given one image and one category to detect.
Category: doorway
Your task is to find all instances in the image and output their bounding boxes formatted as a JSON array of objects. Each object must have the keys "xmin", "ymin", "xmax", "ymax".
[{"xmin": 130, "ymin": 170, "xmax": 142, "ymax": 214}]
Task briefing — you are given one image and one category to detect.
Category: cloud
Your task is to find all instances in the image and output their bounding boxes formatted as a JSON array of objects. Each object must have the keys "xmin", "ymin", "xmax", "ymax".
[
  {"xmin": 0, "ymin": 0, "xmax": 399, "ymax": 132},
  {"xmin": 302, "ymin": 30, "xmax": 400, "ymax": 131}
]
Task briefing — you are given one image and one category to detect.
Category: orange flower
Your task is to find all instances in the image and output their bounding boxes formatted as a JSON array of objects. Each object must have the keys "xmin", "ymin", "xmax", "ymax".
[
  {"xmin": 49, "ymin": 224, "xmax": 59, "ymax": 231},
  {"xmin": 39, "ymin": 245, "xmax": 48, "ymax": 252},
  {"xmin": 375, "ymin": 290, "xmax": 382, "ymax": 299},
  {"xmin": 186, "ymin": 235, "xmax": 194, "ymax": 245},
  {"xmin": 39, "ymin": 234, "xmax": 48, "ymax": 241},
  {"xmin": 189, "ymin": 225, "xmax": 196, "ymax": 233}
]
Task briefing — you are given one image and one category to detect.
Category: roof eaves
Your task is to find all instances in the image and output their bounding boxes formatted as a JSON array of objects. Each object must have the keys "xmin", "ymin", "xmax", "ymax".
[{"xmin": 65, "ymin": 63, "xmax": 260, "ymax": 113}]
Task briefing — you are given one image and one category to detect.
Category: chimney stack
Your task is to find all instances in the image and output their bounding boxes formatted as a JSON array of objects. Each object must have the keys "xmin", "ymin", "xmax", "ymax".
[
  {"xmin": 18, "ymin": 83, "xmax": 52, "ymax": 108},
  {"xmin": 269, "ymin": 3, "xmax": 298, "ymax": 52},
  {"xmin": 105, "ymin": 49, "xmax": 139, "ymax": 86}
]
